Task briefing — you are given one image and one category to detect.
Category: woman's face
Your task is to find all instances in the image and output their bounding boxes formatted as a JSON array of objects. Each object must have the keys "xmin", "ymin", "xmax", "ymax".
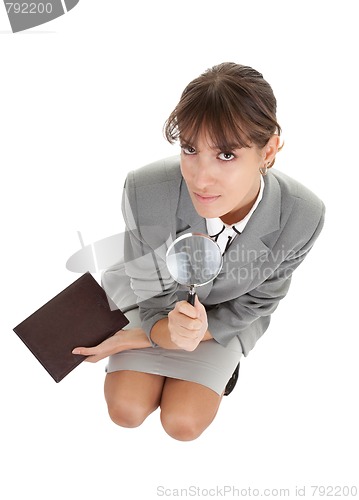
[{"xmin": 180, "ymin": 132, "xmax": 279, "ymax": 225}]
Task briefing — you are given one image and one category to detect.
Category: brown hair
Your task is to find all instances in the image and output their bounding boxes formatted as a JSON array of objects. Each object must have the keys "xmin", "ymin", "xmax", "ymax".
[{"xmin": 164, "ymin": 62, "xmax": 282, "ymax": 167}]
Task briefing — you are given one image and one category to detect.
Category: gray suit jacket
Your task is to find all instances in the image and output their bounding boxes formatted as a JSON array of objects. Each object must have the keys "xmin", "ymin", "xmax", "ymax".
[{"xmin": 109, "ymin": 155, "xmax": 325, "ymax": 356}]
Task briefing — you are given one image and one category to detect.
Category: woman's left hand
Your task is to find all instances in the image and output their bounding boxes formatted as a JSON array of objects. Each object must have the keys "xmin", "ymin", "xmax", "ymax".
[{"xmin": 168, "ymin": 296, "xmax": 208, "ymax": 351}]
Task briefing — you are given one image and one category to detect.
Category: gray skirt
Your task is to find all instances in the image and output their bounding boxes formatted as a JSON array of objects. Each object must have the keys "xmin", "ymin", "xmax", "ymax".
[{"xmin": 106, "ymin": 308, "xmax": 243, "ymax": 395}]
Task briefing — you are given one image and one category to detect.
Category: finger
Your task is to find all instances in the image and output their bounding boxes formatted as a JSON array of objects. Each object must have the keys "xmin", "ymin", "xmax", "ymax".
[
  {"xmin": 171, "ymin": 324, "xmax": 203, "ymax": 341},
  {"xmin": 169, "ymin": 313, "xmax": 202, "ymax": 332},
  {"xmin": 194, "ymin": 295, "xmax": 206, "ymax": 313},
  {"xmin": 72, "ymin": 348, "xmax": 104, "ymax": 363},
  {"xmin": 72, "ymin": 347, "xmax": 97, "ymax": 356},
  {"xmin": 175, "ymin": 332, "xmax": 201, "ymax": 342},
  {"xmin": 176, "ymin": 300, "xmax": 199, "ymax": 318}
]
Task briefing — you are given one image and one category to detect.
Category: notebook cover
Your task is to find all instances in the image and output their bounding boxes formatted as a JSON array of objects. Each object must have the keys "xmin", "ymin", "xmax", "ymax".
[{"xmin": 13, "ymin": 272, "xmax": 129, "ymax": 383}]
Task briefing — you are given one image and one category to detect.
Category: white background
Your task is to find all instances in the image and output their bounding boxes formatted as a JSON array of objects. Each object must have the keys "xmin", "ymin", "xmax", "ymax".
[{"xmin": 1, "ymin": 1, "xmax": 358, "ymax": 498}]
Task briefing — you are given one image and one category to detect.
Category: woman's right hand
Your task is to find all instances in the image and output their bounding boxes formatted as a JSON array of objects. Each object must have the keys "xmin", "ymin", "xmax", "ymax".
[
  {"xmin": 72, "ymin": 331, "xmax": 127, "ymax": 363},
  {"xmin": 72, "ymin": 327, "xmax": 151, "ymax": 363}
]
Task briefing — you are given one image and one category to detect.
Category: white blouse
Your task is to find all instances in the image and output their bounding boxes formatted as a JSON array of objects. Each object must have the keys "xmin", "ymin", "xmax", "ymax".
[{"xmin": 206, "ymin": 176, "xmax": 265, "ymax": 254}]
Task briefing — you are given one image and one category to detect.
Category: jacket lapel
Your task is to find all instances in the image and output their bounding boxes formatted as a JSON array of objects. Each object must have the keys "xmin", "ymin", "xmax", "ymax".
[{"xmin": 225, "ymin": 171, "xmax": 282, "ymax": 264}]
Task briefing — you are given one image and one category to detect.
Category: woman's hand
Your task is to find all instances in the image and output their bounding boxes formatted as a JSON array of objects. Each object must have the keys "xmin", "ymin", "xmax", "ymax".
[
  {"xmin": 72, "ymin": 327, "xmax": 151, "ymax": 363},
  {"xmin": 167, "ymin": 296, "xmax": 208, "ymax": 351},
  {"xmin": 72, "ymin": 331, "xmax": 127, "ymax": 363}
]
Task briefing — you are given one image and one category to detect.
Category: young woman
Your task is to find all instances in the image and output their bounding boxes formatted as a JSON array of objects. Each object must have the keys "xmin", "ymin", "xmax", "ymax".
[{"xmin": 72, "ymin": 63, "xmax": 325, "ymax": 441}]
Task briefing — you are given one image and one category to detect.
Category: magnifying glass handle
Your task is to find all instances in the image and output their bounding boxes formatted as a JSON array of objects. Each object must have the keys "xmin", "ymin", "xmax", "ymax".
[{"xmin": 187, "ymin": 286, "xmax": 196, "ymax": 306}]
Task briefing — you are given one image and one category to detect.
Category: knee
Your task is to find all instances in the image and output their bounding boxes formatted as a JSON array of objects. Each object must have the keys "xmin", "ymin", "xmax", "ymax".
[
  {"xmin": 160, "ymin": 411, "xmax": 204, "ymax": 441},
  {"xmin": 107, "ymin": 400, "xmax": 150, "ymax": 428}
]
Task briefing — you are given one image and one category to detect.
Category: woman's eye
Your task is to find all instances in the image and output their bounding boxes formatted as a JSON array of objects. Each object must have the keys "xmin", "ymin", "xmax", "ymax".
[
  {"xmin": 181, "ymin": 145, "xmax": 196, "ymax": 155},
  {"xmin": 218, "ymin": 152, "xmax": 235, "ymax": 161}
]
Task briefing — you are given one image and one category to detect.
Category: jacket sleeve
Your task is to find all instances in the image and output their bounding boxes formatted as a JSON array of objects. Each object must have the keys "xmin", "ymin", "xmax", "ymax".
[
  {"xmin": 207, "ymin": 202, "xmax": 325, "ymax": 354},
  {"xmin": 121, "ymin": 174, "xmax": 179, "ymax": 346}
]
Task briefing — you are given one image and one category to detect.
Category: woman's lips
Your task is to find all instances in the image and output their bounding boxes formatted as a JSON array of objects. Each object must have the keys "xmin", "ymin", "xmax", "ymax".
[{"xmin": 193, "ymin": 192, "xmax": 220, "ymax": 204}]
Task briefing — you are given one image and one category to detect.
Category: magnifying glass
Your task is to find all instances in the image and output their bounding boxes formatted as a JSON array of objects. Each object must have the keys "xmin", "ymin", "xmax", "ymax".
[{"xmin": 166, "ymin": 233, "xmax": 223, "ymax": 306}]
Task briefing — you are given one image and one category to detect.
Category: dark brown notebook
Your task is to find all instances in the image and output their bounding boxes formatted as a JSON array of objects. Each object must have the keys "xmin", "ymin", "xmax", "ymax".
[{"xmin": 13, "ymin": 272, "xmax": 129, "ymax": 383}]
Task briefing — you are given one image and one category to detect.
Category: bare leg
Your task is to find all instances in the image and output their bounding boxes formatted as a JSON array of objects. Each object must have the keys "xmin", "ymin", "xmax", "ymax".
[
  {"xmin": 104, "ymin": 371, "xmax": 165, "ymax": 428},
  {"xmin": 160, "ymin": 378, "xmax": 223, "ymax": 441}
]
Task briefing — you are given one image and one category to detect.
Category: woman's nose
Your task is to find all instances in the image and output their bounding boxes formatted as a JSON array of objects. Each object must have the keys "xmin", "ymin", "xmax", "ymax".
[{"xmin": 192, "ymin": 157, "xmax": 216, "ymax": 189}]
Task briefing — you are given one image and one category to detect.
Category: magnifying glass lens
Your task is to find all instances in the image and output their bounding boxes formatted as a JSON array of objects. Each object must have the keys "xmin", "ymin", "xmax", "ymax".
[{"xmin": 166, "ymin": 233, "xmax": 222, "ymax": 305}]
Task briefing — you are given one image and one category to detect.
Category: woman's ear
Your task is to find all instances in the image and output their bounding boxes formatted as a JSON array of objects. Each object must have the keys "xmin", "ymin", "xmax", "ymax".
[{"xmin": 263, "ymin": 134, "xmax": 281, "ymax": 166}]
